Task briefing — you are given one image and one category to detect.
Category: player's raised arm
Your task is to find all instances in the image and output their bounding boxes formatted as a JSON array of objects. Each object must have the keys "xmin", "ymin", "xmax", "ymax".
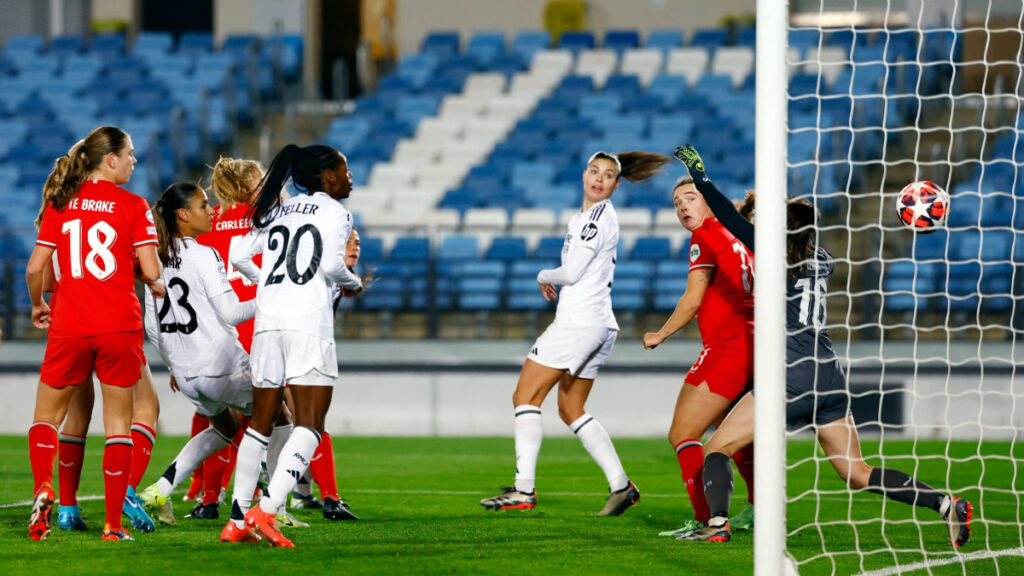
[{"xmin": 675, "ymin": 144, "xmax": 754, "ymax": 253}]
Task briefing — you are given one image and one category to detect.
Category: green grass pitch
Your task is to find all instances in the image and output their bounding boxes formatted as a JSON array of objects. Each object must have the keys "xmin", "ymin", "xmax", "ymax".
[{"xmin": 1, "ymin": 436, "xmax": 1022, "ymax": 575}]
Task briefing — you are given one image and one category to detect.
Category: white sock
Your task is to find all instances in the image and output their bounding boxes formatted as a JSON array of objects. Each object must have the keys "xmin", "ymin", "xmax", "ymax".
[
  {"xmin": 570, "ymin": 413, "xmax": 628, "ymax": 492},
  {"xmin": 294, "ymin": 468, "xmax": 313, "ymax": 498},
  {"xmin": 513, "ymin": 405, "xmax": 543, "ymax": 494},
  {"xmin": 260, "ymin": 426, "xmax": 321, "ymax": 514},
  {"xmin": 155, "ymin": 427, "xmax": 231, "ymax": 497},
  {"xmin": 230, "ymin": 428, "xmax": 269, "ymax": 523},
  {"xmin": 266, "ymin": 423, "xmax": 293, "ymax": 483}
]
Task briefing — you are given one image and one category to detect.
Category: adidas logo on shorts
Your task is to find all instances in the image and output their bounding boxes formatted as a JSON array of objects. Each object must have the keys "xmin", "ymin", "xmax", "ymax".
[{"xmin": 530, "ymin": 347, "xmax": 538, "ymax": 355}]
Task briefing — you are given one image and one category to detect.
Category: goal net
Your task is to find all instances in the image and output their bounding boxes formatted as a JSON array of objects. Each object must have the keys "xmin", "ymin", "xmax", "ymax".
[{"xmin": 772, "ymin": 1, "xmax": 1024, "ymax": 574}]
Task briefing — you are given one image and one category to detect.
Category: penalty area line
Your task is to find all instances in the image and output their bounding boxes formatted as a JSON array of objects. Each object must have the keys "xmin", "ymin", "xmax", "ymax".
[{"xmin": 857, "ymin": 546, "xmax": 1024, "ymax": 576}]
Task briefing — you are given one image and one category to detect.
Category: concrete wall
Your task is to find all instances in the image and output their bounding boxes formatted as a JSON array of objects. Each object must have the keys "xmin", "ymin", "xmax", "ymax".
[
  {"xmin": 2, "ymin": 339, "xmax": 1021, "ymax": 440},
  {"xmin": 393, "ymin": 0, "xmax": 756, "ymax": 55}
]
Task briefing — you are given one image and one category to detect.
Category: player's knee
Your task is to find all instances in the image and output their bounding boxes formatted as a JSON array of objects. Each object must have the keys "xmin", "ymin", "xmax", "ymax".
[
  {"xmin": 846, "ymin": 463, "xmax": 872, "ymax": 489},
  {"xmin": 556, "ymin": 403, "xmax": 581, "ymax": 425}
]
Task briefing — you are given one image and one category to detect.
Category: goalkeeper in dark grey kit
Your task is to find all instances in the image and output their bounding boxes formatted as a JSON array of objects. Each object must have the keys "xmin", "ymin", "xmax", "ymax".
[{"xmin": 672, "ymin": 145, "xmax": 972, "ymax": 547}]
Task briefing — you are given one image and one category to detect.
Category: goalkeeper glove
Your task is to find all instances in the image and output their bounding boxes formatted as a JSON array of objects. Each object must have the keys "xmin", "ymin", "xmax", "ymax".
[{"xmin": 674, "ymin": 144, "xmax": 710, "ymax": 182}]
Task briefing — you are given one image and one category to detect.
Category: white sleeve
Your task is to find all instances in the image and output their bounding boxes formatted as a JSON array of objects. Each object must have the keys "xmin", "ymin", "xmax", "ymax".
[
  {"xmin": 323, "ymin": 208, "xmax": 362, "ymax": 290},
  {"xmin": 144, "ymin": 290, "xmax": 160, "ymax": 349},
  {"xmin": 209, "ymin": 291, "xmax": 256, "ymax": 326},
  {"xmin": 229, "ymin": 229, "xmax": 263, "ymax": 284},
  {"xmin": 537, "ymin": 244, "xmax": 596, "ymax": 286}
]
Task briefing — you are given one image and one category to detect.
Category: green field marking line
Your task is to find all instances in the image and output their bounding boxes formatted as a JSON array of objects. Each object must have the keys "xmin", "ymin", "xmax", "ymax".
[{"xmin": 855, "ymin": 546, "xmax": 1024, "ymax": 576}]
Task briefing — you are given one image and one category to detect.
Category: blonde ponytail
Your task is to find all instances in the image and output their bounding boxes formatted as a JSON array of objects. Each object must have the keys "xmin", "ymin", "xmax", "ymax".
[{"xmin": 210, "ymin": 156, "xmax": 264, "ymax": 208}]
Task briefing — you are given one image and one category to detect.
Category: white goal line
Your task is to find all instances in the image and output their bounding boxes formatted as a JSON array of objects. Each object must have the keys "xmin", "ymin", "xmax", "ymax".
[{"xmin": 857, "ymin": 546, "xmax": 1024, "ymax": 576}]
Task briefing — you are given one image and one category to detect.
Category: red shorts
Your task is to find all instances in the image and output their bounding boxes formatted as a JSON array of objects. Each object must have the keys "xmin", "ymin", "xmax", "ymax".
[
  {"xmin": 684, "ymin": 344, "xmax": 753, "ymax": 402},
  {"xmin": 40, "ymin": 331, "xmax": 145, "ymax": 388}
]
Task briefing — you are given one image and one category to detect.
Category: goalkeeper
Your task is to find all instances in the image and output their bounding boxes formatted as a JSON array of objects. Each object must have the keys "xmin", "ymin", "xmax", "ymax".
[{"xmin": 672, "ymin": 145, "xmax": 972, "ymax": 547}]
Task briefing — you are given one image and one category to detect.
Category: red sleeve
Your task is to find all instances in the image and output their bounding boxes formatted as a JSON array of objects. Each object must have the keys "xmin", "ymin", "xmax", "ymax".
[
  {"xmin": 687, "ymin": 228, "xmax": 716, "ymax": 272},
  {"xmin": 36, "ymin": 204, "xmax": 59, "ymax": 248},
  {"xmin": 131, "ymin": 195, "xmax": 159, "ymax": 248}
]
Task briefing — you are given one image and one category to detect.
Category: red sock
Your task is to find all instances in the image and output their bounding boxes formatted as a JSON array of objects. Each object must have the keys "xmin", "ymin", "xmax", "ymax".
[
  {"xmin": 733, "ymin": 444, "xmax": 755, "ymax": 504},
  {"xmin": 129, "ymin": 423, "xmax": 156, "ymax": 488},
  {"xmin": 221, "ymin": 423, "xmax": 247, "ymax": 492},
  {"xmin": 103, "ymin": 436, "xmax": 133, "ymax": 531},
  {"xmin": 28, "ymin": 422, "xmax": 59, "ymax": 493},
  {"xmin": 58, "ymin": 433, "xmax": 87, "ymax": 506},
  {"xmin": 675, "ymin": 439, "xmax": 710, "ymax": 523},
  {"xmin": 309, "ymin": 432, "xmax": 339, "ymax": 500},
  {"xmin": 202, "ymin": 444, "xmax": 231, "ymax": 505},
  {"xmin": 189, "ymin": 414, "xmax": 209, "ymax": 493}
]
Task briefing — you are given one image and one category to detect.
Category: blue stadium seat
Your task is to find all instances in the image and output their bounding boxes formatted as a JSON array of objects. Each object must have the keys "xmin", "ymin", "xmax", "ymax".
[
  {"xmin": 133, "ymin": 31, "xmax": 173, "ymax": 56},
  {"xmin": 947, "ymin": 193, "xmax": 981, "ymax": 229},
  {"xmin": 223, "ymin": 34, "xmax": 260, "ymax": 62},
  {"xmin": 646, "ymin": 29, "xmax": 683, "ymax": 56},
  {"xmin": 3, "ymin": 34, "xmax": 44, "ymax": 59},
  {"xmin": 467, "ymin": 31, "xmax": 505, "ymax": 66},
  {"xmin": 512, "ymin": 30, "xmax": 551, "ymax": 62},
  {"xmin": 486, "ymin": 237, "xmax": 528, "ymax": 261},
  {"xmin": 421, "ymin": 31, "xmax": 460, "ymax": 59},
  {"xmin": 180, "ymin": 32, "xmax": 214, "ymax": 56},
  {"xmin": 693, "ymin": 74, "xmax": 734, "ymax": 98},
  {"xmin": 391, "ymin": 237, "xmax": 431, "ymax": 262},
  {"xmin": 559, "ymin": 31, "xmax": 595, "ymax": 55},
  {"xmin": 616, "ymin": 261, "xmax": 652, "ymax": 280},
  {"xmin": 690, "ymin": 28, "xmax": 729, "ymax": 50},
  {"xmin": 51, "ymin": 35, "xmax": 85, "ymax": 57},
  {"xmin": 578, "ymin": 93, "xmax": 622, "ymax": 119},
  {"xmin": 507, "ymin": 289, "xmax": 552, "ymax": 311},
  {"xmin": 920, "ymin": 28, "xmax": 961, "ymax": 63},
  {"xmin": 604, "ymin": 30, "xmax": 640, "ymax": 54},
  {"xmin": 736, "ymin": 27, "xmax": 756, "ymax": 48},
  {"xmin": 92, "ymin": 34, "xmax": 125, "ymax": 56},
  {"xmin": 438, "ymin": 236, "xmax": 479, "ymax": 261},
  {"xmin": 534, "ymin": 236, "xmax": 566, "ymax": 260},
  {"xmin": 648, "ymin": 73, "xmax": 688, "ymax": 107},
  {"xmin": 611, "ymin": 277, "xmax": 648, "ymax": 310},
  {"xmin": 788, "ymin": 29, "xmax": 821, "ymax": 51},
  {"xmin": 603, "ymin": 74, "xmax": 641, "ymax": 100}
]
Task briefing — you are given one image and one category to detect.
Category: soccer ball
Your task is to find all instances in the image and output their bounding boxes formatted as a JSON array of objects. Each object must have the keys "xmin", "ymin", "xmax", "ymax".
[{"xmin": 896, "ymin": 181, "xmax": 950, "ymax": 232}]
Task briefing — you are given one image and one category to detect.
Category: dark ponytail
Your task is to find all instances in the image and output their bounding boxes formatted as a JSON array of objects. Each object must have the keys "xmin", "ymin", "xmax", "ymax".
[
  {"xmin": 738, "ymin": 190, "xmax": 756, "ymax": 222},
  {"xmin": 155, "ymin": 182, "xmax": 202, "ymax": 266},
  {"xmin": 616, "ymin": 151, "xmax": 673, "ymax": 183},
  {"xmin": 248, "ymin": 143, "xmax": 343, "ymax": 228},
  {"xmin": 786, "ymin": 198, "xmax": 817, "ymax": 273}
]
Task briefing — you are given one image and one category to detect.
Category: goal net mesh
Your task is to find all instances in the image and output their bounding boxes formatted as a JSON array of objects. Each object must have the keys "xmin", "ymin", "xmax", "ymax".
[{"xmin": 784, "ymin": 1, "xmax": 1024, "ymax": 573}]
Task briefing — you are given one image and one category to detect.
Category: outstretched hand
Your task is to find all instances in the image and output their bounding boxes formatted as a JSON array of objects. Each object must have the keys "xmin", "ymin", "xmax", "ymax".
[{"xmin": 674, "ymin": 144, "xmax": 709, "ymax": 181}]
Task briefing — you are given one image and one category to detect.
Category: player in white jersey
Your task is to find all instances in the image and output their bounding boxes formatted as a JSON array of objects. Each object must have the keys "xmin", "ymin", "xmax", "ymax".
[
  {"xmin": 225, "ymin": 144, "xmax": 363, "ymax": 547},
  {"xmin": 135, "ymin": 183, "xmax": 257, "ymax": 528},
  {"xmin": 480, "ymin": 151, "xmax": 672, "ymax": 515}
]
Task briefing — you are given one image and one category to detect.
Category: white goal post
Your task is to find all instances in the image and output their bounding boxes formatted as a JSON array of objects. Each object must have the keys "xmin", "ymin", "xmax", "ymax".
[
  {"xmin": 758, "ymin": 1, "xmax": 1024, "ymax": 574},
  {"xmin": 754, "ymin": 0, "xmax": 788, "ymax": 574}
]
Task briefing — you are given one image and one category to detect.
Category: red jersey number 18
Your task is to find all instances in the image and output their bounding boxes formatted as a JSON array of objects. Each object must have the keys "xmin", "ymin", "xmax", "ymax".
[{"xmin": 61, "ymin": 219, "xmax": 118, "ymax": 281}]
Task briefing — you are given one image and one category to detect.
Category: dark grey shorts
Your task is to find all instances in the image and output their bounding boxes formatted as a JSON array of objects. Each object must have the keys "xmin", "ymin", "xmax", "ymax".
[{"xmin": 786, "ymin": 358, "xmax": 850, "ymax": 428}]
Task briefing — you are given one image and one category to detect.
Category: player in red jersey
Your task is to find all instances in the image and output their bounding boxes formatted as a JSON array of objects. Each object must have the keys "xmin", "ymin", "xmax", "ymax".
[
  {"xmin": 642, "ymin": 175, "xmax": 756, "ymax": 538},
  {"xmin": 25, "ymin": 126, "xmax": 163, "ymax": 542}
]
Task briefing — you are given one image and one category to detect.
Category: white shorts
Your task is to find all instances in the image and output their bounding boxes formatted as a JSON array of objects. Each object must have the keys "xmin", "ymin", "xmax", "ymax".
[
  {"xmin": 250, "ymin": 330, "xmax": 337, "ymax": 388},
  {"xmin": 527, "ymin": 323, "xmax": 617, "ymax": 380},
  {"xmin": 178, "ymin": 365, "xmax": 253, "ymax": 417}
]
